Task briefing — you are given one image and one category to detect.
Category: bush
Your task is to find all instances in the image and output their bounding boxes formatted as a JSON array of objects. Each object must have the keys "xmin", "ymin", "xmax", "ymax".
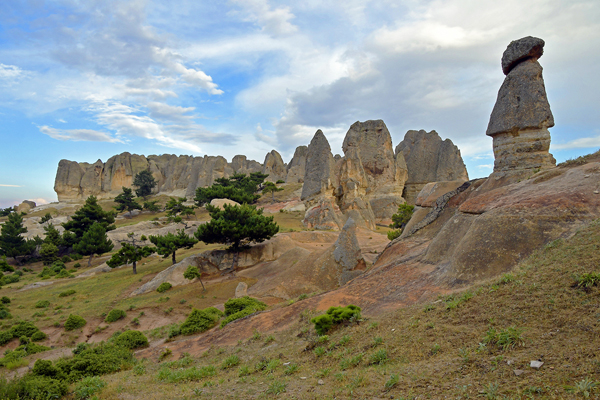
[
  {"xmin": 30, "ymin": 331, "xmax": 47, "ymax": 342},
  {"xmin": 73, "ymin": 262, "xmax": 81, "ymax": 268},
  {"xmin": 11, "ymin": 321, "xmax": 42, "ymax": 338},
  {"xmin": 180, "ymin": 308, "xmax": 221, "ymax": 335},
  {"xmin": 35, "ymin": 300, "xmax": 50, "ymax": 308},
  {"xmin": 311, "ymin": 305, "xmax": 361, "ymax": 335},
  {"xmin": 0, "ymin": 296, "xmax": 9, "ymax": 304},
  {"xmin": 14, "ymin": 375, "xmax": 68, "ymax": 399},
  {"xmin": 156, "ymin": 282, "xmax": 173, "ymax": 293},
  {"xmin": 390, "ymin": 203, "xmax": 415, "ymax": 229},
  {"xmin": 61, "ymin": 255, "xmax": 72, "ymax": 263},
  {"xmin": 220, "ymin": 296, "xmax": 266, "ymax": 328},
  {"xmin": 387, "ymin": 229, "xmax": 402, "ymax": 240},
  {"xmin": 224, "ymin": 296, "xmax": 266, "ymax": 316},
  {"xmin": 113, "ymin": 330, "xmax": 149, "ymax": 349},
  {"xmin": 64, "ymin": 314, "xmax": 87, "ymax": 331},
  {"xmin": 54, "ymin": 342, "xmax": 134, "ymax": 382},
  {"xmin": 59, "ymin": 289, "xmax": 76, "ymax": 297},
  {"xmin": 105, "ymin": 309, "xmax": 126, "ymax": 323},
  {"xmin": 0, "ymin": 309, "xmax": 11, "ymax": 320}
]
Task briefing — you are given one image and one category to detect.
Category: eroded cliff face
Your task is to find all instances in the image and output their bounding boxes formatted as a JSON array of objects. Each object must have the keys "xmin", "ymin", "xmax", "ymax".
[{"xmin": 54, "ymin": 149, "xmax": 306, "ymax": 201}]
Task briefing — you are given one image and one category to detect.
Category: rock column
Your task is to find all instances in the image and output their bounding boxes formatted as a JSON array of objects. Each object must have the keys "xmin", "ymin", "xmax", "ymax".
[{"xmin": 486, "ymin": 36, "xmax": 556, "ymax": 172}]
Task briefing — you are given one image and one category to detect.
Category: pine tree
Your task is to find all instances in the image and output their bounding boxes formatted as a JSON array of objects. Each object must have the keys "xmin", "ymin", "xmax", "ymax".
[
  {"xmin": 262, "ymin": 181, "xmax": 284, "ymax": 203},
  {"xmin": 107, "ymin": 233, "xmax": 154, "ymax": 274},
  {"xmin": 194, "ymin": 204, "xmax": 279, "ymax": 251},
  {"xmin": 0, "ymin": 212, "xmax": 35, "ymax": 264},
  {"xmin": 149, "ymin": 229, "xmax": 198, "ymax": 265},
  {"xmin": 73, "ymin": 223, "xmax": 114, "ymax": 267},
  {"xmin": 165, "ymin": 197, "xmax": 195, "ymax": 221},
  {"xmin": 183, "ymin": 265, "xmax": 206, "ymax": 291},
  {"xmin": 133, "ymin": 170, "xmax": 157, "ymax": 199},
  {"xmin": 114, "ymin": 187, "xmax": 141, "ymax": 217},
  {"xmin": 43, "ymin": 223, "xmax": 62, "ymax": 247},
  {"xmin": 62, "ymin": 195, "xmax": 116, "ymax": 242}
]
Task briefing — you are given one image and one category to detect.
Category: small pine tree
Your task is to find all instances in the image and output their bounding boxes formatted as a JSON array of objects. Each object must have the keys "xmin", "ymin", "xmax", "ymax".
[
  {"xmin": 195, "ymin": 204, "xmax": 279, "ymax": 251},
  {"xmin": 183, "ymin": 265, "xmax": 206, "ymax": 291},
  {"xmin": 114, "ymin": 187, "xmax": 141, "ymax": 217},
  {"xmin": 62, "ymin": 196, "xmax": 116, "ymax": 242},
  {"xmin": 133, "ymin": 170, "xmax": 157, "ymax": 199},
  {"xmin": 165, "ymin": 197, "xmax": 195, "ymax": 221},
  {"xmin": 107, "ymin": 233, "xmax": 154, "ymax": 274},
  {"xmin": 262, "ymin": 181, "xmax": 284, "ymax": 203},
  {"xmin": 149, "ymin": 229, "xmax": 198, "ymax": 265},
  {"xmin": 43, "ymin": 223, "xmax": 62, "ymax": 247},
  {"xmin": 73, "ymin": 223, "xmax": 114, "ymax": 267},
  {"xmin": 0, "ymin": 212, "xmax": 35, "ymax": 264}
]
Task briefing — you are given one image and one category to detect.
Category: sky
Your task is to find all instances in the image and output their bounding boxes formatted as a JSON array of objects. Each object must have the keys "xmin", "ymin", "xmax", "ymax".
[{"xmin": 1, "ymin": 0, "xmax": 599, "ymax": 208}]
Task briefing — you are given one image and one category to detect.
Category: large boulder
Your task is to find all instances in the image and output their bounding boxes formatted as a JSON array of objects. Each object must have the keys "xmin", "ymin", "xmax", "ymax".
[
  {"xmin": 395, "ymin": 129, "xmax": 468, "ymax": 204},
  {"xmin": 16, "ymin": 200, "xmax": 36, "ymax": 213},
  {"xmin": 209, "ymin": 198, "xmax": 240, "ymax": 210},
  {"xmin": 286, "ymin": 146, "xmax": 307, "ymax": 183},
  {"xmin": 263, "ymin": 150, "xmax": 286, "ymax": 182},
  {"xmin": 337, "ymin": 120, "xmax": 407, "ymax": 226},
  {"xmin": 54, "ymin": 160, "xmax": 87, "ymax": 201},
  {"xmin": 486, "ymin": 38, "xmax": 555, "ymax": 174}
]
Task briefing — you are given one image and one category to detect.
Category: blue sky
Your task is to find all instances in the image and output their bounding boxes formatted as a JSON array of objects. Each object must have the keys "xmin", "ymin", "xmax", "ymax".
[{"xmin": 1, "ymin": 0, "xmax": 599, "ymax": 208}]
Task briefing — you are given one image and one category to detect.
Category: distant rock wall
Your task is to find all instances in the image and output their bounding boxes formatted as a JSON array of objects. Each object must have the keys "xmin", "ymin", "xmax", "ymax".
[{"xmin": 54, "ymin": 148, "xmax": 307, "ymax": 201}]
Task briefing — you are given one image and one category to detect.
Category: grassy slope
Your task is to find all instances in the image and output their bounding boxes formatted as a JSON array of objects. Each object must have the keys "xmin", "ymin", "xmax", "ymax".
[{"xmin": 88, "ymin": 218, "xmax": 600, "ymax": 399}]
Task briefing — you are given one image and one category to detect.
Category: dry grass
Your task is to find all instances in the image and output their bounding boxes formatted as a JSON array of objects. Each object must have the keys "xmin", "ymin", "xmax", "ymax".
[{"xmin": 23, "ymin": 218, "xmax": 596, "ymax": 399}]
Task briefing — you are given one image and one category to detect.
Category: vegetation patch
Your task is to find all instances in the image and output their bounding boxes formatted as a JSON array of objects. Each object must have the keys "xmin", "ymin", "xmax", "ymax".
[
  {"xmin": 64, "ymin": 314, "xmax": 87, "ymax": 331},
  {"xmin": 104, "ymin": 309, "xmax": 126, "ymax": 323},
  {"xmin": 220, "ymin": 296, "xmax": 266, "ymax": 328},
  {"xmin": 58, "ymin": 289, "xmax": 76, "ymax": 297},
  {"xmin": 113, "ymin": 330, "xmax": 149, "ymax": 349},
  {"xmin": 156, "ymin": 282, "xmax": 173, "ymax": 293},
  {"xmin": 311, "ymin": 305, "xmax": 361, "ymax": 335}
]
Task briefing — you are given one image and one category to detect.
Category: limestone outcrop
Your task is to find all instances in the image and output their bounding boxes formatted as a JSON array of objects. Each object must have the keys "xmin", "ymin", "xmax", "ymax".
[
  {"xmin": 55, "ymin": 151, "xmax": 284, "ymax": 201},
  {"xmin": 16, "ymin": 200, "xmax": 36, "ymax": 213},
  {"xmin": 286, "ymin": 146, "xmax": 307, "ymax": 183},
  {"xmin": 262, "ymin": 150, "xmax": 286, "ymax": 182},
  {"xmin": 337, "ymin": 120, "xmax": 407, "ymax": 226},
  {"xmin": 486, "ymin": 36, "xmax": 555, "ymax": 173},
  {"xmin": 301, "ymin": 130, "xmax": 337, "ymax": 202},
  {"xmin": 395, "ymin": 130, "xmax": 468, "ymax": 204}
]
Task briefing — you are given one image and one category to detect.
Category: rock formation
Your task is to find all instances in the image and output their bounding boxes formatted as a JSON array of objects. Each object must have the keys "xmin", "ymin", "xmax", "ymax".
[
  {"xmin": 262, "ymin": 150, "xmax": 286, "ymax": 182},
  {"xmin": 486, "ymin": 36, "xmax": 555, "ymax": 173},
  {"xmin": 301, "ymin": 130, "xmax": 343, "ymax": 230},
  {"xmin": 55, "ymin": 152, "xmax": 276, "ymax": 201},
  {"xmin": 395, "ymin": 130, "xmax": 468, "ymax": 204},
  {"xmin": 285, "ymin": 146, "xmax": 307, "ymax": 183},
  {"xmin": 337, "ymin": 120, "xmax": 407, "ymax": 227},
  {"xmin": 16, "ymin": 200, "xmax": 36, "ymax": 213}
]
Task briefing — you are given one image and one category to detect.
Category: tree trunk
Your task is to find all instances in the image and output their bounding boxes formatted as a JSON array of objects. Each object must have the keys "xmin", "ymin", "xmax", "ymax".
[
  {"xmin": 271, "ymin": 192, "xmax": 274, "ymax": 204},
  {"xmin": 172, "ymin": 251, "xmax": 176, "ymax": 265},
  {"xmin": 132, "ymin": 261, "xmax": 137, "ymax": 274},
  {"xmin": 88, "ymin": 254, "xmax": 93, "ymax": 267},
  {"xmin": 199, "ymin": 278, "xmax": 206, "ymax": 291}
]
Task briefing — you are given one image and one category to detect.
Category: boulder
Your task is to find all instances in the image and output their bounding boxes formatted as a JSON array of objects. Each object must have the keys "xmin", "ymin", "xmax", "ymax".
[
  {"xmin": 396, "ymin": 129, "xmax": 468, "ymax": 204},
  {"xmin": 231, "ymin": 155, "xmax": 262, "ymax": 175},
  {"xmin": 501, "ymin": 36, "xmax": 545, "ymax": 75},
  {"xmin": 301, "ymin": 130, "xmax": 336, "ymax": 202},
  {"xmin": 16, "ymin": 200, "xmax": 36, "ymax": 213},
  {"xmin": 286, "ymin": 146, "xmax": 307, "ymax": 183},
  {"xmin": 338, "ymin": 120, "xmax": 406, "ymax": 225},
  {"xmin": 54, "ymin": 160, "xmax": 86, "ymax": 201},
  {"xmin": 332, "ymin": 218, "xmax": 367, "ymax": 285},
  {"xmin": 209, "ymin": 198, "xmax": 241, "ymax": 210},
  {"xmin": 303, "ymin": 198, "xmax": 343, "ymax": 231},
  {"xmin": 263, "ymin": 150, "xmax": 286, "ymax": 182},
  {"xmin": 235, "ymin": 282, "xmax": 248, "ymax": 298}
]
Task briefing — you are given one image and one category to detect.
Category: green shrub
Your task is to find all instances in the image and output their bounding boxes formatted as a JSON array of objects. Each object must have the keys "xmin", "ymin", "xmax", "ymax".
[
  {"xmin": 56, "ymin": 269, "xmax": 72, "ymax": 278},
  {"xmin": 30, "ymin": 331, "xmax": 47, "ymax": 342},
  {"xmin": 156, "ymin": 282, "xmax": 173, "ymax": 293},
  {"xmin": 483, "ymin": 326, "xmax": 525, "ymax": 350},
  {"xmin": 0, "ymin": 296, "xmax": 10, "ymax": 304},
  {"xmin": 311, "ymin": 305, "xmax": 361, "ymax": 335},
  {"xmin": 59, "ymin": 289, "xmax": 76, "ymax": 297},
  {"xmin": 224, "ymin": 296, "xmax": 266, "ymax": 316},
  {"xmin": 61, "ymin": 255, "xmax": 72, "ymax": 263},
  {"xmin": 390, "ymin": 203, "xmax": 415, "ymax": 229},
  {"xmin": 0, "ymin": 309, "xmax": 11, "ymax": 320},
  {"xmin": 64, "ymin": 314, "xmax": 87, "ymax": 331},
  {"xmin": 74, "ymin": 376, "xmax": 106, "ymax": 399},
  {"xmin": 180, "ymin": 308, "xmax": 221, "ymax": 335},
  {"xmin": 71, "ymin": 253, "xmax": 83, "ymax": 261},
  {"xmin": 35, "ymin": 300, "xmax": 50, "ymax": 309},
  {"xmin": 387, "ymin": 229, "xmax": 402, "ymax": 240},
  {"xmin": 574, "ymin": 272, "xmax": 600, "ymax": 289},
  {"xmin": 222, "ymin": 355, "xmax": 240, "ymax": 369},
  {"xmin": 11, "ymin": 321, "xmax": 41, "ymax": 338},
  {"xmin": 220, "ymin": 307, "xmax": 262, "ymax": 328},
  {"xmin": 113, "ymin": 330, "xmax": 149, "ymax": 349},
  {"xmin": 13, "ymin": 375, "xmax": 69, "ymax": 399},
  {"xmin": 55, "ymin": 342, "xmax": 134, "ymax": 382},
  {"xmin": 105, "ymin": 309, "xmax": 126, "ymax": 323}
]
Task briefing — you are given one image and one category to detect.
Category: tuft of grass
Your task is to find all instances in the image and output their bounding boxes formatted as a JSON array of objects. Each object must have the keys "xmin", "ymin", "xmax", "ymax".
[
  {"xmin": 266, "ymin": 380, "xmax": 286, "ymax": 395},
  {"xmin": 574, "ymin": 272, "xmax": 600, "ymax": 289},
  {"xmin": 283, "ymin": 363, "xmax": 299, "ymax": 375},
  {"xmin": 384, "ymin": 374, "xmax": 400, "ymax": 391},
  {"xmin": 369, "ymin": 348, "xmax": 388, "ymax": 365},
  {"xmin": 157, "ymin": 365, "xmax": 217, "ymax": 383},
  {"xmin": 483, "ymin": 326, "xmax": 525, "ymax": 350},
  {"xmin": 221, "ymin": 354, "xmax": 240, "ymax": 369}
]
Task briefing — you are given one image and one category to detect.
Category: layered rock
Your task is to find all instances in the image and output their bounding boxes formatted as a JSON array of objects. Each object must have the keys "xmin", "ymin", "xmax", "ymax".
[
  {"xmin": 263, "ymin": 150, "xmax": 286, "ymax": 182},
  {"xmin": 337, "ymin": 120, "xmax": 407, "ymax": 227},
  {"xmin": 395, "ymin": 130, "xmax": 468, "ymax": 204},
  {"xmin": 231, "ymin": 155, "xmax": 262, "ymax": 176},
  {"xmin": 486, "ymin": 36, "xmax": 555, "ymax": 173},
  {"xmin": 285, "ymin": 146, "xmax": 307, "ymax": 183}
]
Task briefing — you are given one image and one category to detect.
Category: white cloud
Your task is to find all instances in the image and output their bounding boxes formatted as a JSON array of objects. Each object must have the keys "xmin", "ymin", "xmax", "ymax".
[
  {"xmin": 39, "ymin": 126, "xmax": 123, "ymax": 143},
  {"xmin": 0, "ymin": 64, "xmax": 24, "ymax": 80},
  {"xmin": 230, "ymin": 0, "xmax": 298, "ymax": 36},
  {"xmin": 0, "ymin": 184, "xmax": 24, "ymax": 187},
  {"xmin": 477, "ymin": 164, "xmax": 493, "ymax": 169},
  {"xmin": 552, "ymin": 136, "xmax": 600, "ymax": 150}
]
